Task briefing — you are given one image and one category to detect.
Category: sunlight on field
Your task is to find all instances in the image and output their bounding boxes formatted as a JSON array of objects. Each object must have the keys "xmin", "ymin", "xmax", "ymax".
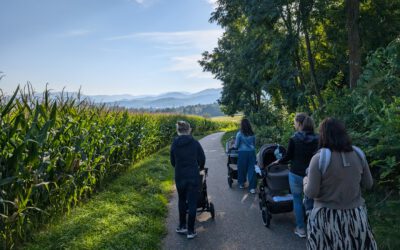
[{"xmin": 211, "ymin": 115, "xmax": 243, "ymax": 123}]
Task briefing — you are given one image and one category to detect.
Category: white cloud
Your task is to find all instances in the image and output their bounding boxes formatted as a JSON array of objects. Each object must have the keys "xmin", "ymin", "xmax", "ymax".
[
  {"xmin": 59, "ymin": 29, "xmax": 91, "ymax": 38},
  {"xmin": 106, "ymin": 29, "xmax": 223, "ymax": 51},
  {"xmin": 106, "ymin": 29, "xmax": 223, "ymax": 80},
  {"xmin": 206, "ymin": 0, "xmax": 218, "ymax": 9},
  {"xmin": 127, "ymin": 0, "xmax": 157, "ymax": 7},
  {"xmin": 167, "ymin": 54, "xmax": 214, "ymax": 79}
]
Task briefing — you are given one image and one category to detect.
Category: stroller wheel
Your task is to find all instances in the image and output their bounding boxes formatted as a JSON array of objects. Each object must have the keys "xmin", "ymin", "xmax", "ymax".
[
  {"xmin": 209, "ymin": 202, "xmax": 215, "ymax": 219},
  {"xmin": 261, "ymin": 208, "xmax": 271, "ymax": 227},
  {"xmin": 227, "ymin": 176, "xmax": 233, "ymax": 188}
]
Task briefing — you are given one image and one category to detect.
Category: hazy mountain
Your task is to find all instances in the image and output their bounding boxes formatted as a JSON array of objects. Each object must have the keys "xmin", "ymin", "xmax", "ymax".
[
  {"xmin": 19, "ymin": 88, "xmax": 221, "ymax": 109},
  {"xmin": 103, "ymin": 88, "xmax": 221, "ymax": 109}
]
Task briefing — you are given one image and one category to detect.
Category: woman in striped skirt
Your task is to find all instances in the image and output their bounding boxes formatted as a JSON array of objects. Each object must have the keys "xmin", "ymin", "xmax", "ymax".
[{"xmin": 303, "ymin": 118, "xmax": 377, "ymax": 250}]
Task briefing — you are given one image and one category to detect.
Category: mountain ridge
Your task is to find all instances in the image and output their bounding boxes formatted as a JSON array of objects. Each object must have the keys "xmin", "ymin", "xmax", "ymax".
[{"xmin": 109, "ymin": 88, "xmax": 221, "ymax": 108}]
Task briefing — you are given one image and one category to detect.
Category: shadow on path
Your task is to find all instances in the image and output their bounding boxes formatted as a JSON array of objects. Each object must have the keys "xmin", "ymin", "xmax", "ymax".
[{"xmin": 162, "ymin": 132, "xmax": 306, "ymax": 250}]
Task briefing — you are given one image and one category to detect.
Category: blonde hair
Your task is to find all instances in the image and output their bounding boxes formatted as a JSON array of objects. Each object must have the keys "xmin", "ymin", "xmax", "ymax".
[{"xmin": 176, "ymin": 120, "xmax": 191, "ymax": 135}]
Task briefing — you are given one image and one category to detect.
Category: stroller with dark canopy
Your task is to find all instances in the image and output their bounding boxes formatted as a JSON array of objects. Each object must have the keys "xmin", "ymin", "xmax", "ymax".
[
  {"xmin": 195, "ymin": 168, "xmax": 215, "ymax": 219},
  {"xmin": 225, "ymin": 137, "xmax": 238, "ymax": 188},
  {"xmin": 257, "ymin": 144, "xmax": 293, "ymax": 227}
]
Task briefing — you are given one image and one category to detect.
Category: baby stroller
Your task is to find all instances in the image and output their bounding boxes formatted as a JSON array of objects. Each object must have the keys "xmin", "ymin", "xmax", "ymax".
[
  {"xmin": 225, "ymin": 137, "xmax": 238, "ymax": 188},
  {"xmin": 257, "ymin": 144, "xmax": 293, "ymax": 227},
  {"xmin": 196, "ymin": 168, "xmax": 215, "ymax": 219}
]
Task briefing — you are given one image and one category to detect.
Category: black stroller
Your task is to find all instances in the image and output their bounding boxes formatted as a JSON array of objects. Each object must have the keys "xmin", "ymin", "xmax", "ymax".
[
  {"xmin": 225, "ymin": 137, "xmax": 238, "ymax": 188},
  {"xmin": 195, "ymin": 168, "xmax": 215, "ymax": 219},
  {"xmin": 257, "ymin": 144, "xmax": 293, "ymax": 227}
]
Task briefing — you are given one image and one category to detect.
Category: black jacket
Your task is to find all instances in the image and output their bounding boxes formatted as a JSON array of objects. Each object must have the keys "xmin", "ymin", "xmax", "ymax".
[
  {"xmin": 170, "ymin": 135, "xmax": 206, "ymax": 187},
  {"xmin": 279, "ymin": 131, "xmax": 319, "ymax": 177}
]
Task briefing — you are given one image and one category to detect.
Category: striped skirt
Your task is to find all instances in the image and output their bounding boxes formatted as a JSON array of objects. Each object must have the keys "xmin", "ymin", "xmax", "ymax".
[{"xmin": 307, "ymin": 206, "xmax": 377, "ymax": 250}]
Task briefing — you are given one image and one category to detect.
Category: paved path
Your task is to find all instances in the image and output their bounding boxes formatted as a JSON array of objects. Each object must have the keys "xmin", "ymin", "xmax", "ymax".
[{"xmin": 163, "ymin": 132, "xmax": 306, "ymax": 250}]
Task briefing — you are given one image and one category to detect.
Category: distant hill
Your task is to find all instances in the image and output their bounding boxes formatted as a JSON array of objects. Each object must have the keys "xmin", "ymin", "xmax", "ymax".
[
  {"xmin": 24, "ymin": 88, "xmax": 222, "ymax": 109},
  {"xmin": 100, "ymin": 88, "xmax": 221, "ymax": 109},
  {"xmin": 129, "ymin": 103, "xmax": 224, "ymax": 117}
]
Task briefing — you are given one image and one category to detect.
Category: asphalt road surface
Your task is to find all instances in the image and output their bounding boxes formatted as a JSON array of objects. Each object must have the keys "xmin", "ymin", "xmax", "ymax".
[{"xmin": 162, "ymin": 132, "xmax": 306, "ymax": 250}]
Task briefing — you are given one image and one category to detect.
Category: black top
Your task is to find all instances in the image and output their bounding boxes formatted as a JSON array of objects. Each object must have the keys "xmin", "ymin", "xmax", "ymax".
[
  {"xmin": 170, "ymin": 135, "xmax": 206, "ymax": 186},
  {"xmin": 278, "ymin": 131, "xmax": 319, "ymax": 177}
]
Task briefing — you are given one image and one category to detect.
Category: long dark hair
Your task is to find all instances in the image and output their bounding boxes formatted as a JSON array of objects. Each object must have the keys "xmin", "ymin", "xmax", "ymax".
[
  {"xmin": 318, "ymin": 117, "xmax": 353, "ymax": 152},
  {"xmin": 240, "ymin": 118, "xmax": 254, "ymax": 136}
]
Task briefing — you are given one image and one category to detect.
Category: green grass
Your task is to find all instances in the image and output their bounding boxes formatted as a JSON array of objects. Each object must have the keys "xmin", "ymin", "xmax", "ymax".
[
  {"xmin": 365, "ymin": 191, "xmax": 400, "ymax": 250},
  {"xmin": 23, "ymin": 147, "xmax": 174, "ymax": 250}
]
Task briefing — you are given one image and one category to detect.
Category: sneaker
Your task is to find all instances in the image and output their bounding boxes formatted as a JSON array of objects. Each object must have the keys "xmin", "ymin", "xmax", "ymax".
[
  {"xmin": 239, "ymin": 185, "xmax": 244, "ymax": 189},
  {"xmin": 175, "ymin": 226, "xmax": 187, "ymax": 234},
  {"xmin": 294, "ymin": 227, "xmax": 306, "ymax": 238},
  {"xmin": 250, "ymin": 189, "xmax": 256, "ymax": 194},
  {"xmin": 187, "ymin": 231, "xmax": 197, "ymax": 239}
]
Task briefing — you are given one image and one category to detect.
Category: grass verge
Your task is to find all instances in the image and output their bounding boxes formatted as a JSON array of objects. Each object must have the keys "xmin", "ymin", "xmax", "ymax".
[{"xmin": 23, "ymin": 147, "xmax": 174, "ymax": 250}]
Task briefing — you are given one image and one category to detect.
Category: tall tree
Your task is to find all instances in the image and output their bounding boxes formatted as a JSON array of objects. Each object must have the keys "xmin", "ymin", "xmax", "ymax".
[{"xmin": 346, "ymin": 0, "xmax": 361, "ymax": 88}]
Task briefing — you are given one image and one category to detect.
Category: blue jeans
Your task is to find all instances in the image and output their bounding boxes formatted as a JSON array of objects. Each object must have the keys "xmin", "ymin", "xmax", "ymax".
[
  {"xmin": 237, "ymin": 150, "xmax": 256, "ymax": 190},
  {"xmin": 289, "ymin": 172, "xmax": 305, "ymax": 229}
]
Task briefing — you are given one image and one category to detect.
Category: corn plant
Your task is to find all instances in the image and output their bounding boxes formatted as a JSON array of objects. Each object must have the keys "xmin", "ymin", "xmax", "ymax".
[{"xmin": 0, "ymin": 86, "xmax": 233, "ymax": 249}]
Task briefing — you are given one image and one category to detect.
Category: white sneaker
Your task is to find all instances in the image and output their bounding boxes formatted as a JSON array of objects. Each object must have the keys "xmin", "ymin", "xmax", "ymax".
[
  {"xmin": 250, "ymin": 189, "xmax": 256, "ymax": 194},
  {"xmin": 175, "ymin": 226, "xmax": 187, "ymax": 234},
  {"xmin": 294, "ymin": 227, "xmax": 306, "ymax": 238},
  {"xmin": 187, "ymin": 231, "xmax": 197, "ymax": 239}
]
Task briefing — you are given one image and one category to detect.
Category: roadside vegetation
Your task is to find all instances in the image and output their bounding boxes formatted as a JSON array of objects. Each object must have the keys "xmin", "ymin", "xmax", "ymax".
[
  {"xmin": 23, "ymin": 147, "xmax": 173, "ymax": 250},
  {"xmin": 202, "ymin": 1, "xmax": 400, "ymax": 248},
  {"xmin": 0, "ymin": 86, "xmax": 234, "ymax": 249}
]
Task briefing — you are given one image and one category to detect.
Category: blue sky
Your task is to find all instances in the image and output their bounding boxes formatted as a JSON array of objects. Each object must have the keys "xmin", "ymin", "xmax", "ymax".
[{"xmin": 0, "ymin": 0, "xmax": 222, "ymax": 95}]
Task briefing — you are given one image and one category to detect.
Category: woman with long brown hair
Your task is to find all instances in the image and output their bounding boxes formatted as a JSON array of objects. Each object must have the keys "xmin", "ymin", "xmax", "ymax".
[
  {"xmin": 304, "ymin": 118, "xmax": 377, "ymax": 249},
  {"xmin": 234, "ymin": 118, "xmax": 257, "ymax": 193}
]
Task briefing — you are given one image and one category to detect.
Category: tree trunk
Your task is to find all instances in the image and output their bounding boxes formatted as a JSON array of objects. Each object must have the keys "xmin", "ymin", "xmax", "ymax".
[
  {"xmin": 303, "ymin": 24, "xmax": 324, "ymax": 106},
  {"xmin": 346, "ymin": 0, "xmax": 361, "ymax": 88}
]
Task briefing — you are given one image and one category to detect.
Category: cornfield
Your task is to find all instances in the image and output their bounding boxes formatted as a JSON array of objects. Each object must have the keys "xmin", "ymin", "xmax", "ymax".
[{"xmin": 0, "ymin": 86, "xmax": 232, "ymax": 249}]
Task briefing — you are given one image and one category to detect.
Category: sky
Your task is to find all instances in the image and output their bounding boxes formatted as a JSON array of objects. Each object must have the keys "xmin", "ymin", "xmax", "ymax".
[{"xmin": 0, "ymin": 0, "xmax": 222, "ymax": 96}]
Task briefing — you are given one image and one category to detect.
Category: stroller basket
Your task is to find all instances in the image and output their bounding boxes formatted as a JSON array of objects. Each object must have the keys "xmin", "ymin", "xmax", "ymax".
[{"xmin": 267, "ymin": 194, "xmax": 293, "ymax": 214}]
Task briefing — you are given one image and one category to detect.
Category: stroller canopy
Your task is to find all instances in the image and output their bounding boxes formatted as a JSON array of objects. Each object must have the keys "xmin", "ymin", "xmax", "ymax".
[{"xmin": 257, "ymin": 144, "xmax": 287, "ymax": 169}]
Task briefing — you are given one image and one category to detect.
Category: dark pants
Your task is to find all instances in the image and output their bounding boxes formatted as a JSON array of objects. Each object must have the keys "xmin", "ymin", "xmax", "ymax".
[{"xmin": 177, "ymin": 180, "xmax": 199, "ymax": 232}]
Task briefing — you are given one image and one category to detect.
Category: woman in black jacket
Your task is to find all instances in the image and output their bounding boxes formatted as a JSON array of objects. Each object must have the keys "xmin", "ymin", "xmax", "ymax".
[
  {"xmin": 274, "ymin": 113, "xmax": 318, "ymax": 238},
  {"xmin": 170, "ymin": 121, "xmax": 205, "ymax": 239}
]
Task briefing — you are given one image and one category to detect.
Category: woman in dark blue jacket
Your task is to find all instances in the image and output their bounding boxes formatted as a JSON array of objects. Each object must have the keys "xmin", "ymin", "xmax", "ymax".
[
  {"xmin": 274, "ymin": 113, "xmax": 318, "ymax": 238},
  {"xmin": 170, "ymin": 121, "xmax": 205, "ymax": 239}
]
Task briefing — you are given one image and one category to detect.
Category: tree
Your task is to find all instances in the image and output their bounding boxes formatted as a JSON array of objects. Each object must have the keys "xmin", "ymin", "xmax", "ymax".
[{"xmin": 346, "ymin": 0, "xmax": 361, "ymax": 88}]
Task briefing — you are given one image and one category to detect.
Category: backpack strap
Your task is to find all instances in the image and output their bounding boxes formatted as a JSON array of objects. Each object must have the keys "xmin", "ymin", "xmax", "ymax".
[
  {"xmin": 352, "ymin": 146, "xmax": 368, "ymax": 169},
  {"xmin": 318, "ymin": 148, "xmax": 331, "ymax": 175},
  {"xmin": 317, "ymin": 146, "xmax": 367, "ymax": 175}
]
